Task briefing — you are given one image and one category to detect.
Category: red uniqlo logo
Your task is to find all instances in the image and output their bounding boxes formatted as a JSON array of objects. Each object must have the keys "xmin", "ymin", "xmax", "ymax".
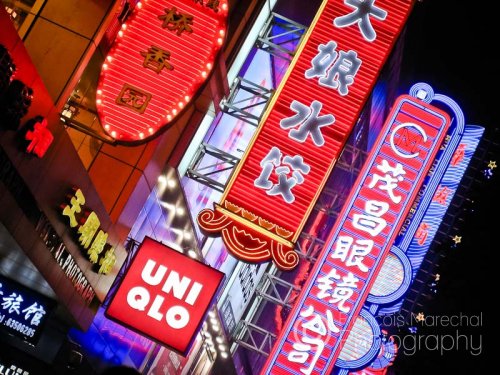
[{"xmin": 105, "ymin": 237, "xmax": 224, "ymax": 354}]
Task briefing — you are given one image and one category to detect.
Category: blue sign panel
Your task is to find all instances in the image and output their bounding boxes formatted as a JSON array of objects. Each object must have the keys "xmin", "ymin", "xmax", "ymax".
[{"xmin": 0, "ymin": 274, "xmax": 54, "ymax": 345}]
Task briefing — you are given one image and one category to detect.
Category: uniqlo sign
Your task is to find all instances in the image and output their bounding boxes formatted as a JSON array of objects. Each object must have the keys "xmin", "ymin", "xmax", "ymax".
[
  {"xmin": 198, "ymin": 0, "xmax": 415, "ymax": 271},
  {"xmin": 105, "ymin": 237, "xmax": 224, "ymax": 354},
  {"xmin": 261, "ymin": 94, "xmax": 450, "ymax": 374}
]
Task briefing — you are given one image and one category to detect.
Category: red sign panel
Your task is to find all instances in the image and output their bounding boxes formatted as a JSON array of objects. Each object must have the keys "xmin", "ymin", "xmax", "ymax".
[
  {"xmin": 105, "ymin": 237, "xmax": 224, "ymax": 355},
  {"xmin": 261, "ymin": 94, "xmax": 450, "ymax": 374},
  {"xmin": 198, "ymin": 0, "xmax": 415, "ymax": 270},
  {"xmin": 96, "ymin": 0, "xmax": 228, "ymax": 143}
]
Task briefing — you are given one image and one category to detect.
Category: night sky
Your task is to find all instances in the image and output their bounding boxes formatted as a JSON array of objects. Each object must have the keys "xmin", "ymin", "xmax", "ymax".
[{"xmin": 390, "ymin": 1, "xmax": 496, "ymax": 373}]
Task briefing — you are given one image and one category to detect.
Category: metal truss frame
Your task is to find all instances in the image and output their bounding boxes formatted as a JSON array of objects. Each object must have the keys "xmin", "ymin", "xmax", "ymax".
[{"xmin": 186, "ymin": 142, "xmax": 240, "ymax": 192}]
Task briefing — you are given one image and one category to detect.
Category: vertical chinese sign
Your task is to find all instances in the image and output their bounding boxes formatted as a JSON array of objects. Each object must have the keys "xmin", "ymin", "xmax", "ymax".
[
  {"xmin": 61, "ymin": 188, "xmax": 117, "ymax": 275},
  {"xmin": 261, "ymin": 94, "xmax": 451, "ymax": 374},
  {"xmin": 96, "ymin": 0, "xmax": 228, "ymax": 143},
  {"xmin": 198, "ymin": 0, "xmax": 415, "ymax": 270},
  {"xmin": 407, "ymin": 125, "xmax": 484, "ymax": 279}
]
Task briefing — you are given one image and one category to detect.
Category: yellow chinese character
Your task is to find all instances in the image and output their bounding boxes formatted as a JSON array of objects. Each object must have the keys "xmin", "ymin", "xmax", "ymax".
[
  {"xmin": 140, "ymin": 46, "xmax": 174, "ymax": 74},
  {"xmin": 78, "ymin": 212, "xmax": 100, "ymax": 249},
  {"xmin": 87, "ymin": 230, "xmax": 108, "ymax": 263},
  {"xmin": 206, "ymin": 0, "xmax": 220, "ymax": 12},
  {"xmin": 116, "ymin": 84, "xmax": 152, "ymax": 114},
  {"xmin": 158, "ymin": 7, "xmax": 194, "ymax": 36},
  {"xmin": 99, "ymin": 247, "xmax": 116, "ymax": 275},
  {"xmin": 62, "ymin": 189, "xmax": 85, "ymax": 227}
]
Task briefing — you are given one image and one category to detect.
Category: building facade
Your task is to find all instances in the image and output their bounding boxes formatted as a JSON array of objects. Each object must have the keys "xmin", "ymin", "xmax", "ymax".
[{"xmin": 0, "ymin": 1, "xmax": 495, "ymax": 374}]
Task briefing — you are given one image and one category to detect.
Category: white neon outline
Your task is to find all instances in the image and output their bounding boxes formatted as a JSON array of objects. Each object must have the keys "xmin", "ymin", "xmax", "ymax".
[{"xmin": 389, "ymin": 122, "xmax": 427, "ymax": 159}]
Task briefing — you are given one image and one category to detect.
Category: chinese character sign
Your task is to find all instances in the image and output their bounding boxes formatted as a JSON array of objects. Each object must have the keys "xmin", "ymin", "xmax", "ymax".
[
  {"xmin": 0, "ymin": 275, "xmax": 53, "ymax": 345},
  {"xmin": 406, "ymin": 125, "xmax": 484, "ymax": 277},
  {"xmin": 198, "ymin": 0, "xmax": 415, "ymax": 270},
  {"xmin": 261, "ymin": 94, "xmax": 450, "ymax": 375},
  {"xmin": 105, "ymin": 237, "xmax": 224, "ymax": 355},
  {"xmin": 23, "ymin": 116, "xmax": 54, "ymax": 158},
  {"xmin": 61, "ymin": 187, "xmax": 116, "ymax": 274},
  {"xmin": 96, "ymin": 0, "xmax": 228, "ymax": 143}
]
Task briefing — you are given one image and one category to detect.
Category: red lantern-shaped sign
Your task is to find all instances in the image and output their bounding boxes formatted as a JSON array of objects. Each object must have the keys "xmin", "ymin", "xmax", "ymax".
[{"xmin": 96, "ymin": 0, "xmax": 228, "ymax": 144}]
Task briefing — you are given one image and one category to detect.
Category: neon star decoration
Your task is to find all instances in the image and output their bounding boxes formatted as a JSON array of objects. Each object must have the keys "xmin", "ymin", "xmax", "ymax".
[
  {"xmin": 452, "ymin": 235, "xmax": 462, "ymax": 244},
  {"xmin": 488, "ymin": 160, "xmax": 497, "ymax": 169},
  {"xmin": 96, "ymin": 0, "xmax": 228, "ymax": 144}
]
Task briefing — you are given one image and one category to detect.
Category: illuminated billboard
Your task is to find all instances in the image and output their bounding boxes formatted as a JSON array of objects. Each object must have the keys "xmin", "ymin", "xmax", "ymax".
[
  {"xmin": 198, "ymin": 0, "xmax": 415, "ymax": 270},
  {"xmin": 0, "ymin": 274, "xmax": 54, "ymax": 345},
  {"xmin": 261, "ymin": 92, "xmax": 450, "ymax": 374},
  {"xmin": 105, "ymin": 237, "xmax": 224, "ymax": 355},
  {"xmin": 379, "ymin": 124, "xmax": 484, "ymax": 316},
  {"xmin": 96, "ymin": 0, "xmax": 228, "ymax": 143}
]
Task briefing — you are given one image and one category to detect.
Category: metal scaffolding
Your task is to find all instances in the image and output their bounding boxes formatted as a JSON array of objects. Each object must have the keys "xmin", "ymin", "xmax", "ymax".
[
  {"xmin": 233, "ymin": 320, "xmax": 277, "ymax": 357},
  {"xmin": 256, "ymin": 12, "xmax": 307, "ymax": 62},
  {"xmin": 183, "ymin": 13, "xmax": 307, "ymax": 193},
  {"xmin": 255, "ymin": 273, "xmax": 301, "ymax": 308},
  {"xmin": 220, "ymin": 76, "xmax": 274, "ymax": 127},
  {"xmin": 186, "ymin": 142, "xmax": 240, "ymax": 192}
]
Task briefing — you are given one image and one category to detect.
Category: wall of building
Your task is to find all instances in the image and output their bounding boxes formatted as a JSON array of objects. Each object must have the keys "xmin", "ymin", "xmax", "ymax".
[{"xmin": 1, "ymin": 7, "xmax": 126, "ymax": 328}]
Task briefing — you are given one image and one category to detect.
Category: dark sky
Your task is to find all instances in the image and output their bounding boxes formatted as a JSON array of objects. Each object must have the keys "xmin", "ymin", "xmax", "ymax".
[
  {"xmin": 392, "ymin": 1, "xmax": 496, "ymax": 373},
  {"xmin": 400, "ymin": 0, "xmax": 498, "ymax": 128}
]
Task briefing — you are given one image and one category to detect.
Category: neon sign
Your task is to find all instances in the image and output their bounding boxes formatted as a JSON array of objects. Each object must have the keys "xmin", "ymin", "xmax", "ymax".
[
  {"xmin": 23, "ymin": 116, "xmax": 54, "ymax": 158},
  {"xmin": 105, "ymin": 237, "xmax": 224, "ymax": 355},
  {"xmin": 0, "ymin": 274, "xmax": 54, "ymax": 345},
  {"xmin": 60, "ymin": 188, "xmax": 116, "ymax": 274},
  {"xmin": 198, "ymin": 0, "xmax": 415, "ymax": 270},
  {"xmin": 96, "ymin": 0, "xmax": 228, "ymax": 143},
  {"xmin": 379, "ymin": 124, "xmax": 484, "ymax": 317},
  {"xmin": 261, "ymin": 91, "xmax": 450, "ymax": 374}
]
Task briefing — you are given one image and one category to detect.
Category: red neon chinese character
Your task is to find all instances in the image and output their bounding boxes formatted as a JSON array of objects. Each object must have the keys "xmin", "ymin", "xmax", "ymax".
[
  {"xmin": 451, "ymin": 143, "xmax": 466, "ymax": 166},
  {"xmin": 24, "ymin": 117, "xmax": 54, "ymax": 158},
  {"xmin": 415, "ymin": 222, "xmax": 430, "ymax": 245},
  {"xmin": 140, "ymin": 46, "xmax": 174, "ymax": 74},
  {"xmin": 158, "ymin": 7, "xmax": 194, "ymax": 36},
  {"xmin": 206, "ymin": 0, "xmax": 220, "ymax": 12},
  {"xmin": 432, "ymin": 185, "xmax": 451, "ymax": 205}
]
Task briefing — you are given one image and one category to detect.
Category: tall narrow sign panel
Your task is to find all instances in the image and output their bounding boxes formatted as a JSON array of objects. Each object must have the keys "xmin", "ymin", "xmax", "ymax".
[
  {"xmin": 198, "ymin": 0, "xmax": 415, "ymax": 270},
  {"xmin": 96, "ymin": 0, "xmax": 228, "ymax": 143},
  {"xmin": 261, "ymin": 94, "xmax": 451, "ymax": 374}
]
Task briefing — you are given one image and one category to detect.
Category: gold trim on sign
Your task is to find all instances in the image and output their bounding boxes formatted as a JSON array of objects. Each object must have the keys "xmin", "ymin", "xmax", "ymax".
[{"xmin": 215, "ymin": 205, "xmax": 295, "ymax": 248}]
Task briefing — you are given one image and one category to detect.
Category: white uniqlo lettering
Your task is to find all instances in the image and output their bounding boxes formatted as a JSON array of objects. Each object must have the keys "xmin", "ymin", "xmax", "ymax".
[{"xmin": 127, "ymin": 259, "xmax": 204, "ymax": 329}]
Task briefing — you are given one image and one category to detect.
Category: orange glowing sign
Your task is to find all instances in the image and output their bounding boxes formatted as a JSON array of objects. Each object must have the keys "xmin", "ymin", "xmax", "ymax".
[{"xmin": 96, "ymin": 0, "xmax": 228, "ymax": 144}]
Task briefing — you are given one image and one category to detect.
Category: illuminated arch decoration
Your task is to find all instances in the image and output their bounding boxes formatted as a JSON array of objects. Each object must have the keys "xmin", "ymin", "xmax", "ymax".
[
  {"xmin": 349, "ymin": 333, "xmax": 398, "ymax": 375},
  {"xmin": 96, "ymin": 0, "xmax": 228, "ymax": 144},
  {"xmin": 336, "ymin": 309, "xmax": 382, "ymax": 370},
  {"xmin": 198, "ymin": 0, "xmax": 415, "ymax": 271},
  {"xmin": 198, "ymin": 201, "xmax": 299, "ymax": 271},
  {"xmin": 366, "ymin": 247, "xmax": 412, "ymax": 305}
]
